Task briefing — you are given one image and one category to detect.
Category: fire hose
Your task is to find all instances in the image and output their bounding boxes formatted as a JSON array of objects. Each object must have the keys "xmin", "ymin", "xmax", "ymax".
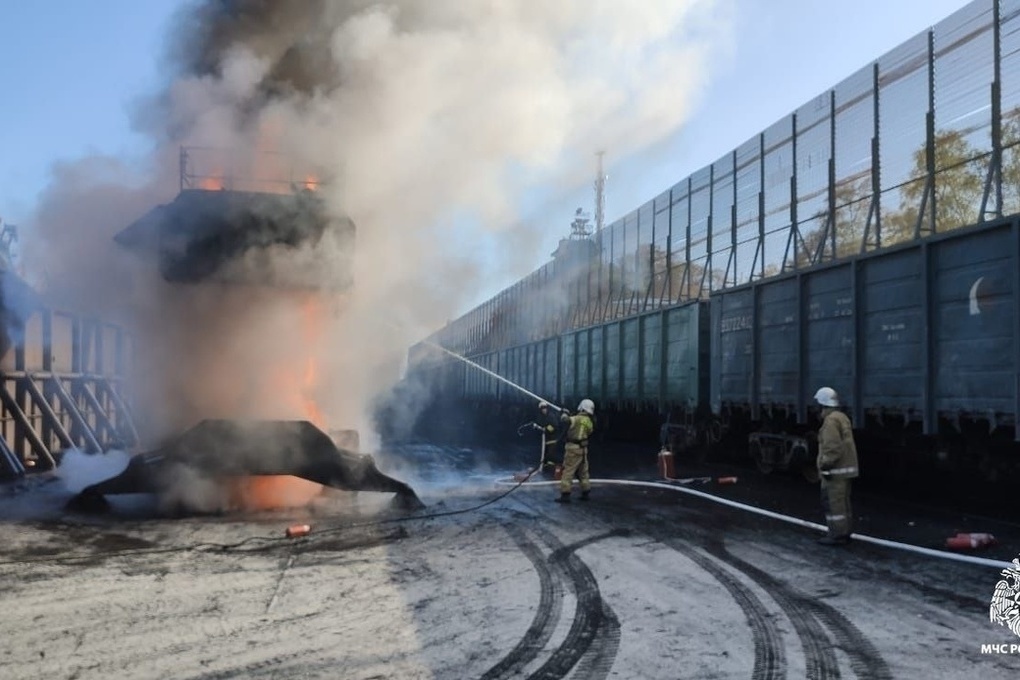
[{"xmin": 419, "ymin": 339, "xmax": 566, "ymax": 413}]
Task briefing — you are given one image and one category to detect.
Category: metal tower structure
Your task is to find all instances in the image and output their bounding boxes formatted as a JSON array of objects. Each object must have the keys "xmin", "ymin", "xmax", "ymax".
[{"xmin": 594, "ymin": 151, "xmax": 606, "ymax": 233}]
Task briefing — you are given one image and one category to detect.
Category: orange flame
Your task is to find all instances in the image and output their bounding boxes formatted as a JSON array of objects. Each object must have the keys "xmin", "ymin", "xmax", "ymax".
[
  {"xmin": 199, "ymin": 169, "xmax": 226, "ymax": 190},
  {"xmin": 300, "ymin": 293, "xmax": 326, "ymax": 428},
  {"xmin": 226, "ymin": 290, "xmax": 330, "ymax": 511},
  {"xmin": 225, "ymin": 475, "xmax": 323, "ymax": 511}
]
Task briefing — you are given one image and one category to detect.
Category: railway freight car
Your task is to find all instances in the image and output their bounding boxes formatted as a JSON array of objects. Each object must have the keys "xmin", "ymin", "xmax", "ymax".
[
  {"xmin": 712, "ymin": 216, "xmax": 1020, "ymax": 488},
  {"xmin": 395, "ymin": 300, "xmax": 711, "ymax": 471},
  {"xmin": 394, "ymin": 0, "xmax": 1020, "ymax": 499}
]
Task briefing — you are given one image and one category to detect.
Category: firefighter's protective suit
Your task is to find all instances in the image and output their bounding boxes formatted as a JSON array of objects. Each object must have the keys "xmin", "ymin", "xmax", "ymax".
[
  {"xmin": 556, "ymin": 400, "xmax": 595, "ymax": 502},
  {"xmin": 817, "ymin": 405, "xmax": 859, "ymax": 543}
]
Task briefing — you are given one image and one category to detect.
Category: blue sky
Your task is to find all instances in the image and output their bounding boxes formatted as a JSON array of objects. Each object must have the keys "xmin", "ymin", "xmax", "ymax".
[
  {"xmin": 571, "ymin": 0, "xmax": 979, "ymax": 235},
  {"xmin": 0, "ymin": 1, "xmax": 974, "ymax": 265},
  {"xmin": 0, "ymin": 0, "xmax": 182, "ymax": 221}
]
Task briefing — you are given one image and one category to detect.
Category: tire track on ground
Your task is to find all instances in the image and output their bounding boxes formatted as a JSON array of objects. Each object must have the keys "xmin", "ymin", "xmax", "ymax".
[
  {"xmin": 526, "ymin": 527, "xmax": 624, "ymax": 680},
  {"xmin": 568, "ymin": 595, "xmax": 621, "ymax": 680},
  {"xmin": 712, "ymin": 541, "xmax": 892, "ymax": 678},
  {"xmin": 799, "ymin": 592, "xmax": 893, "ymax": 679},
  {"xmin": 594, "ymin": 484, "xmax": 894, "ymax": 679},
  {"xmin": 658, "ymin": 535, "xmax": 787, "ymax": 680},
  {"xmin": 700, "ymin": 540, "xmax": 840, "ymax": 680},
  {"xmin": 589, "ymin": 496, "xmax": 787, "ymax": 680},
  {"xmin": 480, "ymin": 523, "xmax": 564, "ymax": 680},
  {"xmin": 493, "ymin": 503, "xmax": 620, "ymax": 676}
]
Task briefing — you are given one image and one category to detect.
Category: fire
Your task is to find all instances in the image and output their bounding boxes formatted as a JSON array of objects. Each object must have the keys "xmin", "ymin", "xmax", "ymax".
[
  {"xmin": 225, "ymin": 475, "xmax": 323, "ymax": 512},
  {"xmin": 199, "ymin": 169, "xmax": 226, "ymax": 190},
  {"xmin": 225, "ymin": 289, "xmax": 330, "ymax": 511},
  {"xmin": 300, "ymin": 293, "xmax": 327, "ymax": 428},
  {"xmin": 174, "ymin": 134, "xmax": 337, "ymax": 511},
  {"xmin": 188, "ymin": 134, "xmax": 321, "ymax": 195}
]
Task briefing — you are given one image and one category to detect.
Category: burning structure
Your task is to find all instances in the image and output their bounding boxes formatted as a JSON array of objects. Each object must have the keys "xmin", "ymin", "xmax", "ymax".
[
  {"xmin": 69, "ymin": 419, "xmax": 423, "ymax": 513},
  {"xmin": 13, "ymin": 0, "xmax": 714, "ymax": 507},
  {"xmin": 67, "ymin": 156, "xmax": 422, "ymax": 514},
  {"xmin": 113, "ymin": 185, "xmax": 353, "ymax": 289}
]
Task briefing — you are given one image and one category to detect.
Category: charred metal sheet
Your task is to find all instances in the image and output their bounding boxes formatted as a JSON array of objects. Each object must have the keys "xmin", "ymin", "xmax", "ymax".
[
  {"xmin": 114, "ymin": 189, "xmax": 354, "ymax": 288},
  {"xmin": 67, "ymin": 419, "xmax": 424, "ymax": 513}
]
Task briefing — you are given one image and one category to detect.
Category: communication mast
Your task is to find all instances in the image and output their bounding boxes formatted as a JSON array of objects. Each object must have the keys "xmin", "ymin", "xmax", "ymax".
[{"xmin": 594, "ymin": 151, "xmax": 607, "ymax": 233}]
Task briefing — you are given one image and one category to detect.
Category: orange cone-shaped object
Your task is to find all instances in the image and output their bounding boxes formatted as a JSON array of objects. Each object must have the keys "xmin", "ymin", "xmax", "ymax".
[{"xmin": 285, "ymin": 524, "xmax": 311, "ymax": 538}]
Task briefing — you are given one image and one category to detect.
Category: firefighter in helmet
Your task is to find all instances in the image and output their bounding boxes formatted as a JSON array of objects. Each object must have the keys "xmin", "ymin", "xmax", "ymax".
[
  {"xmin": 536, "ymin": 401, "xmax": 562, "ymax": 467},
  {"xmin": 814, "ymin": 386, "xmax": 859, "ymax": 545},
  {"xmin": 555, "ymin": 399, "xmax": 595, "ymax": 503}
]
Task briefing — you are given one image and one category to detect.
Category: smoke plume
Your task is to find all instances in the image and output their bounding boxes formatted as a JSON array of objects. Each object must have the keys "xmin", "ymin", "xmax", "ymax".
[{"xmin": 21, "ymin": 0, "xmax": 731, "ymax": 445}]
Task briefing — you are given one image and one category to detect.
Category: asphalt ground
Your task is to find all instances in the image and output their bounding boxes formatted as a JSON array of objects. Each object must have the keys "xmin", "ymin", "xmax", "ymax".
[
  {"xmin": 596, "ymin": 448, "xmax": 1020, "ymax": 567},
  {"xmin": 1, "ymin": 443, "xmax": 1019, "ymax": 678}
]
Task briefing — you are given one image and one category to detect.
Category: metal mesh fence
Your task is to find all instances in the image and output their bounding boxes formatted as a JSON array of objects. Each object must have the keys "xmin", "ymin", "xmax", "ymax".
[{"xmin": 430, "ymin": 0, "xmax": 1017, "ymax": 356}]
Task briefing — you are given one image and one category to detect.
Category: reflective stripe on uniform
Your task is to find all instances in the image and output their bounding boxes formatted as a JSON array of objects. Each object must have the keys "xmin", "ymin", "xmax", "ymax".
[
  {"xmin": 826, "ymin": 514, "xmax": 847, "ymax": 522},
  {"xmin": 822, "ymin": 466, "xmax": 857, "ymax": 476}
]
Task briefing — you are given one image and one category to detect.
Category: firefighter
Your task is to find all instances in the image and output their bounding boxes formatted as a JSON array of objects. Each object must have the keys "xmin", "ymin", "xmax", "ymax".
[
  {"xmin": 555, "ymin": 399, "xmax": 595, "ymax": 503},
  {"xmin": 814, "ymin": 386, "xmax": 859, "ymax": 545},
  {"xmin": 536, "ymin": 401, "xmax": 561, "ymax": 466}
]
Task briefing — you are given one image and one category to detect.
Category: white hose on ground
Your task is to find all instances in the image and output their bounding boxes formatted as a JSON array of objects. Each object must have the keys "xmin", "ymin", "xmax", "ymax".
[{"xmin": 495, "ymin": 477, "xmax": 1015, "ymax": 571}]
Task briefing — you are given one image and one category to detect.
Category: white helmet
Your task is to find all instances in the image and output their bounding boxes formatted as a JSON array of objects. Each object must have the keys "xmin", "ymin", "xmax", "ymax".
[
  {"xmin": 577, "ymin": 399, "xmax": 595, "ymax": 415},
  {"xmin": 814, "ymin": 387, "xmax": 839, "ymax": 407},
  {"xmin": 537, "ymin": 401, "xmax": 549, "ymax": 410}
]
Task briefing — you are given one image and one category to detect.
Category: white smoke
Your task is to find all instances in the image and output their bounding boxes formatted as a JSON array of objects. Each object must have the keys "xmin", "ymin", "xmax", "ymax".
[
  {"xmin": 55, "ymin": 449, "xmax": 131, "ymax": 494},
  {"xmin": 21, "ymin": 0, "xmax": 733, "ymax": 445}
]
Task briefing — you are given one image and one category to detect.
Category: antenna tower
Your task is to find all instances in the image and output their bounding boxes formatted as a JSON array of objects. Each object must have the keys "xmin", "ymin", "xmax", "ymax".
[{"xmin": 594, "ymin": 151, "xmax": 607, "ymax": 233}]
